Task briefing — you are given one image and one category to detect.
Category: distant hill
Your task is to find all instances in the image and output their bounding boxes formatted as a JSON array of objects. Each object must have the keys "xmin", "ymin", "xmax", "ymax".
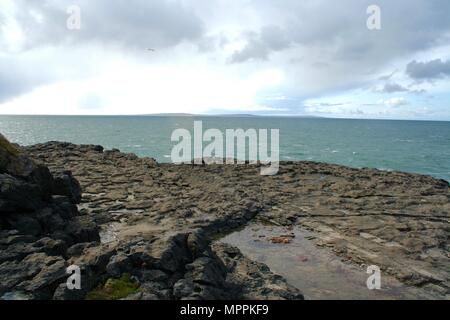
[
  {"xmin": 141, "ymin": 113, "xmax": 259, "ymax": 117},
  {"xmin": 141, "ymin": 113, "xmax": 195, "ymax": 117},
  {"xmin": 140, "ymin": 113, "xmax": 325, "ymax": 118}
]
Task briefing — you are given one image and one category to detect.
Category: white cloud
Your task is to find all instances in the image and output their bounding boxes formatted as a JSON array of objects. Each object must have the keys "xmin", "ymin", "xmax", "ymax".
[
  {"xmin": 1, "ymin": 0, "xmax": 450, "ymax": 118},
  {"xmin": 1, "ymin": 61, "xmax": 285, "ymax": 115},
  {"xmin": 378, "ymin": 97, "xmax": 408, "ymax": 107}
]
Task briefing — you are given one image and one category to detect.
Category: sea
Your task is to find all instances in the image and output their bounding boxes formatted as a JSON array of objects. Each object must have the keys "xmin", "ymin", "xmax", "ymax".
[{"xmin": 1, "ymin": 115, "xmax": 449, "ymax": 182}]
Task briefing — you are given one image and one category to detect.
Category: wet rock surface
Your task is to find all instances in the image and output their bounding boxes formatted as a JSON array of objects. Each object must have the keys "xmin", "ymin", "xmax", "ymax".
[
  {"xmin": 2, "ymin": 138, "xmax": 448, "ymax": 299},
  {"xmin": 220, "ymin": 224, "xmax": 442, "ymax": 299}
]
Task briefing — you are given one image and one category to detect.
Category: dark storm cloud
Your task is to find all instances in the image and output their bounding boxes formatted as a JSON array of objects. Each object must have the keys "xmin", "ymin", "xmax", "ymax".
[
  {"xmin": 2, "ymin": 0, "xmax": 205, "ymax": 50},
  {"xmin": 381, "ymin": 83, "xmax": 409, "ymax": 93},
  {"xmin": 1, "ymin": 0, "xmax": 450, "ymax": 113},
  {"xmin": 230, "ymin": 25, "xmax": 291, "ymax": 63},
  {"xmin": 378, "ymin": 70, "xmax": 398, "ymax": 81},
  {"xmin": 0, "ymin": 54, "xmax": 59, "ymax": 103},
  {"xmin": 0, "ymin": 73, "xmax": 30, "ymax": 103},
  {"xmin": 0, "ymin": 0, "xmax": 205, "ymax": 102},
  {"xmin": 231, "ymin": 0, "xmax": 450, "ymax": 68},
  {"xmin": 406, "ymin": 59, "xmax": 450, "ymax": 81}
]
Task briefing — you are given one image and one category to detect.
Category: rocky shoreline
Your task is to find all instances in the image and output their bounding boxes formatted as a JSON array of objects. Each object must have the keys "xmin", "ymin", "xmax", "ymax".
[{"xmin": 1, "ymin": 137, "xmax": 449, "ymax": 299}]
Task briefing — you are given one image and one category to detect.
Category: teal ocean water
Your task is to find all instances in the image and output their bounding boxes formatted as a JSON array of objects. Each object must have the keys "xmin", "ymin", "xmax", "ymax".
[{"xmin": 1, "ymin": 115, "xmax": 449, "ymax": 182}]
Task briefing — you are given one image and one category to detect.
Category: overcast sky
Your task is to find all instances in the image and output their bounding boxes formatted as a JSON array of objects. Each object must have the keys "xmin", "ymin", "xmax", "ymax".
[{"xmin": 1, "ymin": 0, "xmax": 450, "ymax": 119}]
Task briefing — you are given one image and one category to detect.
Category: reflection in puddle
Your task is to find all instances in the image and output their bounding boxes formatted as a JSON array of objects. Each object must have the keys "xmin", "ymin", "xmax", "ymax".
[
  {"xmin": 1, "ymin": 291, "xmax": 32, "ymax": 300},
  {"xmin": 220, "ymin": 224, "xmax": 428, "ymax": 300}
]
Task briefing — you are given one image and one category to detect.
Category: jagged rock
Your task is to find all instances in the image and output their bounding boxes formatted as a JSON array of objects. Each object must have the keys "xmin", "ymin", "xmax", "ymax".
[
  {"xmin": 187, "ymin": 230, "xmax": 209, "ymax": 258},
  {"xmin": 150, "ymin": 234, "xmax": 191, "ymax": 273},
  {"xmin": 93, "ymin": 145, "xmax": 104, "ymax": 153},
  {"xmin": 0, "ymin": 232, "xmax": 36, "ymax": 246},
  {"xmin": 33, "ymin": 237, "xmax": 67, "ymax": 257},
  {"xmin": 4, "ymin": 214, "xmax": 42, "ymax": 236},
  {"xmin": 0, "ymin": 252, "xmax": 67, "ymax": 299},
  {"xmin": 35, "ymin": 207, "xmax": 65, "ymax": 233},
  {"xmin": 0, "ymin": 135, "xmax": 53, "ymax": 200},
  {"xmin": 0, "ymin": 133, "xmax": 20, "ymax": 166},
  {"xmin": 62, "ymin": 216, "xmax": 100, "ymax": 244},
  {"xmin": 0, "ymin": 237, "xmax": 65, "ymax": 265},
  {"xmin": 172, "ymin": 279, "xmax": 196, "ymax": 298},
  {"xmin": 173, "ymin": 279, "xmax": 228, "ymax": 300},
  {"xmin": 52, "ymin": 171, "xmax": 82, "ymax": 204},
  {"xmin": 0, "ymin": 135, "xmax": 101, "ymax": 300},
  {"xmin": 0, "ymin": 174, "xmax": 45, "ymax": 212},
  {"xmin": 17, "ymin": 256, "xmax": 67, "ymax": 296},
  {"xmin": 184, "ymin": 257, "xmax": 227, "ymax": 288},
  {"xmin": 121, "ymin": 291, "xmax": 158, "ymax": 300},
  {"xmin": 106, "ymin": 254, "xmax": 133, "ymax": 277},
  {"xmin": 139, "ymin": 282, "xmax": 171, "ymax": 299},
  {"xmin": 140, "ymin": 269, "xmax": 169, "ymax": 282},
  {"xmin": 50, "ymin": 196, "xmax": 79, "ymax": 219},
  {"xmin": 213, "ymin": 242, "xmax": 304, "ymax": 300},
  {"xmin": 66, "ymin": 242, "xmax": 97, "ymax": 257}
]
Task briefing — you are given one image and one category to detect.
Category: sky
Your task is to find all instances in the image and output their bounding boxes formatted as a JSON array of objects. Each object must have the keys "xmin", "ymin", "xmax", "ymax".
[{"xmin": 1, "ymin": 0, "xmax": 450, "ymax": 120}]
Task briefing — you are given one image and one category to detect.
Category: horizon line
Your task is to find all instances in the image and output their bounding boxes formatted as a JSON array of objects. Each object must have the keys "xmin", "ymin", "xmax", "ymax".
[{"xmin": 0, "ymin": 113, "xmax": 449, "ymax": 122}]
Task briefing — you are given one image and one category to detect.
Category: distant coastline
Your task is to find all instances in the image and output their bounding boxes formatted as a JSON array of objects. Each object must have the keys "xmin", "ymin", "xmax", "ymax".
[{"xmin": 1, "ymin": 113, "xmax": 450, "ymax": 122}]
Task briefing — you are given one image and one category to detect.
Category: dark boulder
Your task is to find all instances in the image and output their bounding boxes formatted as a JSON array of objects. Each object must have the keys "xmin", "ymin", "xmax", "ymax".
[
  {"xmin": 0, "ymin": 134, "xmax": 101, "ymax": 299},
  {"xmin": 0, "ymin": 174, "xmax": 45, "ymax": 213},
  {"xmin": 0, "ymin": 142, "xmax": 53, "ymax": 200},
  {"xmin": 4, "ymin": 214, "xmax": 42, "ymax": 236},
  {"xmin": 52, "ymin": 171, "xmax": 82, "ymax": 204}
]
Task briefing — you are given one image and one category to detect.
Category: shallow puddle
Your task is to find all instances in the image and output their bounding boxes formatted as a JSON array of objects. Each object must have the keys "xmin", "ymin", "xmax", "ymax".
[
  {"xmin": 1, "ymin": 291, "xmax": 32, "ymax": 300},
  {"xmin": 219, "ymin": 224, "xmax": 429, "ymax": 300}
]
